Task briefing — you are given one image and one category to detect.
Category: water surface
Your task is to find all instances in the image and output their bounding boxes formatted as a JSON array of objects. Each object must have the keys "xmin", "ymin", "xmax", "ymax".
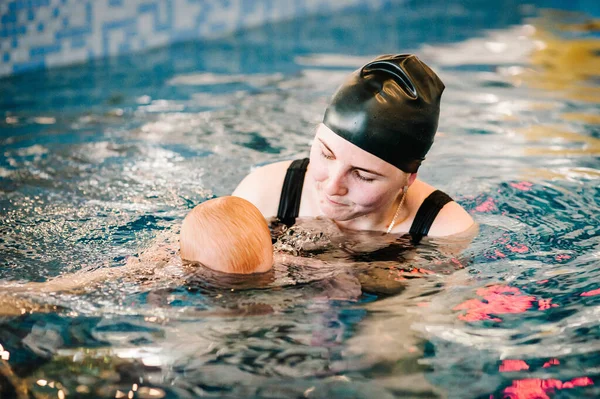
[{"xmin": 1, "ymin": 1, "xmax": 599, "ymax": 398}]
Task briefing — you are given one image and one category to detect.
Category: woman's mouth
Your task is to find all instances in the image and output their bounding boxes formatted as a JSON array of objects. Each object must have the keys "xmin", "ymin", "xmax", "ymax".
[{"xmin": 325, "ymin": 196, "xmax": 347, "ymax": 206}]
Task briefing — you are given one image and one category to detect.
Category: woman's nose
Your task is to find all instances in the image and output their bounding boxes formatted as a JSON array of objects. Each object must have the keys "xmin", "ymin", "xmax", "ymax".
[{"xmin": 324, "ymin": 166, "xmax": 348, "ymax": 197}]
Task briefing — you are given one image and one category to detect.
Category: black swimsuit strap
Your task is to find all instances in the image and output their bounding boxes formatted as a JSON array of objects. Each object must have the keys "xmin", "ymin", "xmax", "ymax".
[
  {"xmin": 277, "ymin": 158, "xmax": 310, "ymax": 226},
  {"xmin": 409, "ymin": 190, "xmax": 453, "ymax": 243}
]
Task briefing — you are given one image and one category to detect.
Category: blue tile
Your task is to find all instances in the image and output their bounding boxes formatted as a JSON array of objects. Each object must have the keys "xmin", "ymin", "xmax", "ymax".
[
  {"xmin": 102, "ymin": 17, "xmax": 136, "ymax": 30},
  {"xmin": 12, "ymin": 59, "xmax": 45, "ymax": 74},
  {"xmin": 85, "ymin": 2, "xmax": 92, "ymax": 24},
  {"xmin": 1, "ymin": 14, "xmax": 17, "ymax": 24},
  {"xmin": 138, "ymin": 1, "xmax": 173, "ymax": 32},
  {"xmin": 242, "ymin": 0, "xmax": 256, "ymax": 14},
  {"xmin": 71, "ymin": 37, "xmax": 86, "ymax": 49},
  {"xmin": 101, "ymin": 18, "xmax": 137, "ymax": 56},
  {"xmin": 170, "ymin": 29, "xmax": 196, "ymax": 42},
  {"xmin": 29, "ymin": 43, "xmax": 61, "ymax": 56},
  {"xmin": 125, "ymin": 27, "xmax": 136, "ymax": 39},
  {"xmin": 3, "ymin": 53, "xmax": 10, "ymax": 63},
  {"xmin": 28, "ymin": 10, "xmax": 35, "ymax": 21},
  {"xmin": 210, "ymin": 22, "xmax": 227, "ymax": 34},
  {"xmin": 62, "ymin": 17, "xmax": 69, "ymax": 27},
  {"xmin": 138, "ymin": 3, "xmax": 156, "ymax": 14},
  {"xmin": 55, "ymin": 26, "xmax": 90, "ymax": 39},
  {"xmin": 37, "ymin": 22, "xmax": 44, "ymax": 32},
  {"xmin": 11, "ymin": 38, "xmax": 18, "ymax": 48},
  {"xmin": 109, "ymin": 0, "xmax": 123, "ymax": 6}
]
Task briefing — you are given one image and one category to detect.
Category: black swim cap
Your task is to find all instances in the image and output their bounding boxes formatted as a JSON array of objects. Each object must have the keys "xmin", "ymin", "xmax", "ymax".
[{"xmin": 323, "ymin": 54, "xmax": 444, "ymax": 173}]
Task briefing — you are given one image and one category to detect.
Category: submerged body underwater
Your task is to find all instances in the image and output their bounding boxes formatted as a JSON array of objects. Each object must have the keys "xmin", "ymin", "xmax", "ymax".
[{"xmin": 1, "ymin": 1, "xmax": 599, "ymax": 398}]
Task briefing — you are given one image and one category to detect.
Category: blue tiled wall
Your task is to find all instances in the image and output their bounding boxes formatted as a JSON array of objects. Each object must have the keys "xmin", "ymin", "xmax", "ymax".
[{"xmin": 0, "ymin": 0, "xmax": 393, "ymax": 77}]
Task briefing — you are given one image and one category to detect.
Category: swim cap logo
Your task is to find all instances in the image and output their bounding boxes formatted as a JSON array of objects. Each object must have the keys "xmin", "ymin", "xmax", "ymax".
[{"xmin": 361, "ymin": 60, "xmax": 418, "ymax": 100}]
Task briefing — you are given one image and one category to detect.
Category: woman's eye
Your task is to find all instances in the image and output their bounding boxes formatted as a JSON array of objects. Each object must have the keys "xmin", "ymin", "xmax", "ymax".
[
  {"xmin": 320, "ymin": 151, "xmax": 334, "ymax": 160},
  {"xmin": 354, "ymin": 171, "xmax": 374, "ymax": 182}
]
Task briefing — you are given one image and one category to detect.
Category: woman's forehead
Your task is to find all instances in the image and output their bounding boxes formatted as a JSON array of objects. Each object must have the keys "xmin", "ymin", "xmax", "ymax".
[{"xmin": 315, "ymin": 123, "xmax": 400, "ymax": 174}]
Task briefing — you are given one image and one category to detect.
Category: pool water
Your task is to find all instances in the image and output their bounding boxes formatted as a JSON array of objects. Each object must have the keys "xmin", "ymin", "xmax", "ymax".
[{"xmin": 1, "ymin": 0, "xmax": 599, "ymax": 398}]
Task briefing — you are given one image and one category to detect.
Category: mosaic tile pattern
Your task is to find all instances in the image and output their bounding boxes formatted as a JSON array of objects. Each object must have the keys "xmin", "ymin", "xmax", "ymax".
[{"xmin": 0, "ymin": 0, "xmax": 394, "ymax": 77}]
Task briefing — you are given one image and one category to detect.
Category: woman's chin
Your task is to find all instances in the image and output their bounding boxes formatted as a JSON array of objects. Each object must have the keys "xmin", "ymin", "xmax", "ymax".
[{"xmin": 319, "ymin": 204, "xmax": 353, "ymax": 222}]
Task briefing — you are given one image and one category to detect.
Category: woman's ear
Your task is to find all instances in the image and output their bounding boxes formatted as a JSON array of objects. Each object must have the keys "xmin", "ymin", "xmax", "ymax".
[{"xmin": 408, "ymin": 172, "xmax": 418, "ymax": 186}]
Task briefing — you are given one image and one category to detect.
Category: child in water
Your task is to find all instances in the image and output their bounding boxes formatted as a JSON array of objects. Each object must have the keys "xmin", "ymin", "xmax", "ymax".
[
  {"xmin": 4, "ymin": 196, "xmax": 279, "ymax": 296},
  {"xmin": 0, "ymin": 196, "xmax": 364, "ymax": 321},
  {"xmin": 5, "ymin": 196, "xmax": 361, "ymax": 296}
]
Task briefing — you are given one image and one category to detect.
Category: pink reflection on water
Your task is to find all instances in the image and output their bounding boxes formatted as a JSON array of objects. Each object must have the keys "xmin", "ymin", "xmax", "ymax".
[
  {"xmin": 499, "ymin": 359, "xmax": 530, "ymax": 372},
  {"xmin": 453, "ymin": 285, "xmax": 535, "ymax": 322},
  {"xmin": 500, "ymin": 376, "xmax": 593, "ymax": 399},
  {"xmin": 476, "ymin": 197, "xmax": 497, "ymax": 212},
  {"xmin": 581, "ymin": 288, "xmax": 600, "ymax": 297},
  {"xmin": 538, "ymin": 298, "xmax": 558, "ymax": 310},
  {"xmin": 490, "ymin": 359, "xmax": 594, "ymax": 398},
  {"xmin": 509, "ymin": 181, "xmax": 534, "ymax": 191},
  {"xmin": 506, "ymin": 243, "xmax": 529, "ymax": 253},
  {"xmin": 542, "ymin": 359, "xmax": 560, "ymax": 368}
]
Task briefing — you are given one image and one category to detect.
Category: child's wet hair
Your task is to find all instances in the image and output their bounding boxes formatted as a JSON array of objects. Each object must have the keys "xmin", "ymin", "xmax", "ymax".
[{"xmin": 180, "ymin": 196, "xmax": 273, "ymax": 274}]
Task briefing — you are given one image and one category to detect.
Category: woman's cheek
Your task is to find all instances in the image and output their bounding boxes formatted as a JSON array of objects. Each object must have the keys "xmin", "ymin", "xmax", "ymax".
[
  {"xmin": 309, "ymin": 154, "xmax": 328, "ymax": 182},
  {"xmin": 350, "ymin": 185, "xmax": 387, "ymax": 209}
]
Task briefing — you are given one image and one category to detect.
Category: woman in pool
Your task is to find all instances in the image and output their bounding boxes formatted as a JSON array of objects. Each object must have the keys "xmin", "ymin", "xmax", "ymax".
[{"xmin": 233, "ymin": 54, "xmax": 475, "ymax": 242}]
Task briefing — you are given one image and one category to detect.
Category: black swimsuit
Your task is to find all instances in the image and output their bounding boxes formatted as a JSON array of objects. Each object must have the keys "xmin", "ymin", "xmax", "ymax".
[{"xmin": 276, "ymin": 158, "xmax": 453, "ymax": 243}]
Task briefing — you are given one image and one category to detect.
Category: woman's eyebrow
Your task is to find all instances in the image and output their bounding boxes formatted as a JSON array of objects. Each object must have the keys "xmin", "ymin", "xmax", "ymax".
[
  {"xmin": 318, "ymin": 138, "xmax": 334, "ymax": 154},
  {"xmin": 318, "ymin": 138, "xmax": 385, "ymax": 177}
]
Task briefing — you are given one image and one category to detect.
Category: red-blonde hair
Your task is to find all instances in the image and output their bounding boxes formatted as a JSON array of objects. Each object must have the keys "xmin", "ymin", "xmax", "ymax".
[{"xmin": 180, "ymin": 196, "xmax": 273, "ymax": 274}]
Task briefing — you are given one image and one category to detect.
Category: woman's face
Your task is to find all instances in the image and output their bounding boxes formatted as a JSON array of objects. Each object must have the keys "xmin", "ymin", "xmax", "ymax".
[{"xmin": 309, "ymin": 123, "xmax": 409, "ymax": 223}]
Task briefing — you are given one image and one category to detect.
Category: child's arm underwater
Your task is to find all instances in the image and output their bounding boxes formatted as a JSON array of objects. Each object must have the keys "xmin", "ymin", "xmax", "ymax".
[{"xmin": 4, "ymin": 234, "xmax": 180, "ymax": 294}]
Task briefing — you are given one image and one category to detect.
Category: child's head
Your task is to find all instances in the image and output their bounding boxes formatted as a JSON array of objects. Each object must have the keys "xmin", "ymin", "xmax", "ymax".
[{"xmin": 180, "ymin": 196, "xmax": 273, "ymax": 274}]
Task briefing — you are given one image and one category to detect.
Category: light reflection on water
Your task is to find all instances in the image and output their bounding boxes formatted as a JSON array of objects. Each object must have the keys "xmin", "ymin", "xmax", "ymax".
[{"xmin": 1, "ymin": 2, "xmax": 599, "ymax": 398}]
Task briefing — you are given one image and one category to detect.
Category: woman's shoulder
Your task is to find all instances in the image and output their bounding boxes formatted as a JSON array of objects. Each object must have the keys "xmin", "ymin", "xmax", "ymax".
[
  {"xmin": 429, "ymin": 201, "xmax": 475, "ymax": 237},
  {"xmin": 232, "ymin": 160, "xmax": 294, "ymax": 217},
  {"xmin": 409, "ymin": 180, "xmax": 475, "ymax": 238}
]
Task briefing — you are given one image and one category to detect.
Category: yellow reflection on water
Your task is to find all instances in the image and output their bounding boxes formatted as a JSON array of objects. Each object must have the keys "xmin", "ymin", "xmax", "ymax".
[
  {"xmin": 0, "ymin": 294, "xmax": 60, "ymax": 316},
  {"xmin": 555, "ymin": 17, "xmax": 600, "ymax": 33},
  {"xmin": 518, "ymin": 125, "xmax": 600, "ymax": 156},
  {"xmin": 521, "ymin": 166, "xmax": 600, "ymax": 181},
  {"xmin": 511, "ymin": 11, "xmax": 600, "ymax": 103},
  {"xmin": 562, "ymin": 112, "xmax": 600, "ymax": 125}
]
